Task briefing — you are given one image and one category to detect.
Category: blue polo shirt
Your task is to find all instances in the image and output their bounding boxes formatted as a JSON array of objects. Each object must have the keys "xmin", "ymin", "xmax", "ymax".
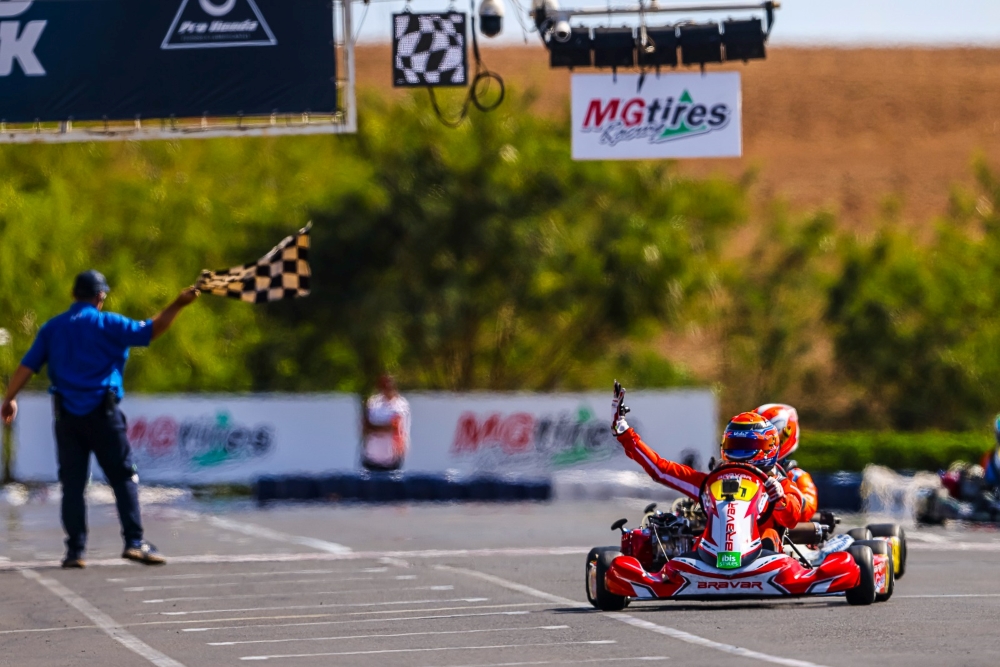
[{"xmin": 21, "ymin": 302, "xmax": 153, "ymax": 416}]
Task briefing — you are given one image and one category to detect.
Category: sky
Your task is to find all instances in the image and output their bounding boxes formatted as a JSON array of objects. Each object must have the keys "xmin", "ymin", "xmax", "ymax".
[{"xmin": 351, "ymin": 0, "xmax": 1000, "ymax": 45}]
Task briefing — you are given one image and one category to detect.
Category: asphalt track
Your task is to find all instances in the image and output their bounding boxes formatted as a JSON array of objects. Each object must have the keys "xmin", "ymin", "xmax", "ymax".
[{"xmin": 1, "ymin": 495, "xmax": 999, "ymax": 667}]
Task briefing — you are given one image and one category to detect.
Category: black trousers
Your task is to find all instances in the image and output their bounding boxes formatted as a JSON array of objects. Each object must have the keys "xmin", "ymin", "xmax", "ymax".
[{"xmin": 54, "ymin": 401, "xmax": 143, "ymax": 555}]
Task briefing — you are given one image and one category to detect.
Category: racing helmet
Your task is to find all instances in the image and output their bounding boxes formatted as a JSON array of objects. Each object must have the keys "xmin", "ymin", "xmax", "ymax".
[
  {"xmin": 721, "ymin": 412, "xmax": 781, "ymax": 471},
  {"xmin": 756, "ymin": 403, "xmax": 800, "ymax": 462}
]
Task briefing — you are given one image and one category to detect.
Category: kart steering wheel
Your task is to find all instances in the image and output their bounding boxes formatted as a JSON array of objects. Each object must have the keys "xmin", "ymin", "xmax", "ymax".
[{"xmin": 698, "ymin": 462, "xmax": 776, "ymax": 526}]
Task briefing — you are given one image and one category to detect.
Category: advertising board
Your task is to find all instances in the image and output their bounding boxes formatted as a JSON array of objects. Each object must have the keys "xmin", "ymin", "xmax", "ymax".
[
  {"xmin": 12, "ymin": 389, "xmax": 717, "ymax": 484},
  {"xmin": 0, "ymin": 0, "xmax": 336, "ymax": 122},
  {"xmin": 13, "ymin": 394, "xmax": 360, "ymax": 484},
  {"xmin": 406, "ymin": 390, "xmax": 717, "ymax": 476},
  {"xmin": 571, "ymin": 72, "xmax": 742, "ymax": 160}
]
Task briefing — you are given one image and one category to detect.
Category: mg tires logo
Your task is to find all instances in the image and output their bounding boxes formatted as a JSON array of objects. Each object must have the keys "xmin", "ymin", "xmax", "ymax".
[{"xmin": 162, "ymin": 0, "xmax": 276, "ymax": 50}]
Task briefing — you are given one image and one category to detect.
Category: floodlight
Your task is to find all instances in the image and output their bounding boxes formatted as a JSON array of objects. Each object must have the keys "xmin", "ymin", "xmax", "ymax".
[
  {"xmin": 636, "ymin": 26, "xmax": 678, "ymax": 67},
  {"xmin": 722, "ymin": 18, "xmax": 765, "ymax": 61},
  {"xmin": 549, "ymin": 27, "xmax": 592, "ymax": 68},
  {"xmin": 593, "ymin": 27, "xmax": 635, "ymax": 69},
  {"xmin": 678, "ymin": 22, "xmax": 722, "ymax": 65}
]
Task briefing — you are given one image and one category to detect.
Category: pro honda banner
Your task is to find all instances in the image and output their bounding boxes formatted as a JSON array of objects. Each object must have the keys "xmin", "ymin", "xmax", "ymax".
[
  {"xmin": 0, "ymin": 0, "xmax": 335, "ymax": 123},
  {"xmin": 572, "ymin": 72, "xmax": 742, "ymax": 160}
]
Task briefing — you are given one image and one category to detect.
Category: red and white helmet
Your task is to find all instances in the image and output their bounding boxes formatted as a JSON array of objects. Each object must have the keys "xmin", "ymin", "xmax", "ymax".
[{"xmin": 756, "ymin": 403, "xmax": 800, "ymax": 462}]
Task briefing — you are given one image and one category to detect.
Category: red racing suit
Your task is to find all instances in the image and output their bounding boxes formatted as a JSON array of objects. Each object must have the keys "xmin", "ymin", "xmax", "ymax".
[
  {"xmin": 783, "ymin": 465, "xmax": 818, "ymax": 522},
  {"xmin": 616, "ymin": 427, "xmax": 804, "ymax": 533}
]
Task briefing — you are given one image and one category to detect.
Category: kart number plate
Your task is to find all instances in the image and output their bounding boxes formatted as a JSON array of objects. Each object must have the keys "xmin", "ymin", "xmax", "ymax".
[
  {"xmin": 709, "ymin": 477, "xmax": 759, "ymax": 502},
  {"xmin": 717, "ymin": 551, "xmax": 741, "ymax": 569}
]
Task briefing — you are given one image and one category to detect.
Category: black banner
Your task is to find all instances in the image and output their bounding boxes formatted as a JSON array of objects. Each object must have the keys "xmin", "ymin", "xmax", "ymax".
[{"xmin": 0, "ymin": 0, "xmax": 336, "ymax": 123}]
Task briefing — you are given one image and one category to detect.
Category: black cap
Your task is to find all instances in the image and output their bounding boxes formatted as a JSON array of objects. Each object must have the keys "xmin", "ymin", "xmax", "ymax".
[{"xmin": 73, "ymin": 270, "xmax": 111, "ymax": 300}]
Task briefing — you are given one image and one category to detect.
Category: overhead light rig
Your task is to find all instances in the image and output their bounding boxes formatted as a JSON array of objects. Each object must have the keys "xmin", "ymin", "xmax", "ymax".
[{"xmin": 534, "ymin": 0, "xmax": 779, "ymax": 70}]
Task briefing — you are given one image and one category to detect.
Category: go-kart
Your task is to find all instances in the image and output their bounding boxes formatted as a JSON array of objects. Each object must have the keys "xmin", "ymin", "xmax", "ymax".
[{"xmin": 586, "ymin": 462, "xmax": 896, "ymax": 610}]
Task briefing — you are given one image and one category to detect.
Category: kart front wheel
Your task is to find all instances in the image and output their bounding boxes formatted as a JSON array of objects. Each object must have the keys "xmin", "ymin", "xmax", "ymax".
[
  {"xmin": 846, "ymin": 544, "xmax": 876, "ymax": 606},
  {"xmin": 586, "ymin": 547, "xmax": 628, "ymax": 611},
  {"xmin": 854, "ymin": 539, "xmax": 894, "ymax": 602}
]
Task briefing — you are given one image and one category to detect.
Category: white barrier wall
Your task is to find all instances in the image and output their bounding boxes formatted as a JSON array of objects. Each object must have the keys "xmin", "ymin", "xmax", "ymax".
[
  {"xmin": 406, "ymin": 391, "xmax": 717, "ymax": 476},
  {"xmin": 13, "ymin": 394, "xmax": 361, "ymax": 484},
  {"xmin": 13, "ymin": 389, "xmax": 717, "ymax": 483}
]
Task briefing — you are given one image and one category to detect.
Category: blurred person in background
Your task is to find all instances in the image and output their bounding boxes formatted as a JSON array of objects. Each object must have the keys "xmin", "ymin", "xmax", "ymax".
[
  {"xmin": 756, "ymin": 403, "xmax": 818, "ymax": 523},
  {"xmin": 0, "ymin": 270, "xmax": 198, "ymax": 568},
  {"xmin": 361, "ymin": 373, "xmax": 410, "ymax": 472}
]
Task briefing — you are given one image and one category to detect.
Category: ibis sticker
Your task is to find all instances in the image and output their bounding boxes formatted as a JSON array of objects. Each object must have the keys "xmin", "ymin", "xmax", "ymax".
[{"xmin": 571, "ymin": 72, "xmax": 742, "ymax": 160}]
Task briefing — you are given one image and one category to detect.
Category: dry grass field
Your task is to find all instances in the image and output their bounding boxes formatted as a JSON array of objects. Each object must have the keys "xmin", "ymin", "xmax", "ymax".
[{"xmin": 356, "ymin": 44, "xmax": 1000, "ymax": 228}]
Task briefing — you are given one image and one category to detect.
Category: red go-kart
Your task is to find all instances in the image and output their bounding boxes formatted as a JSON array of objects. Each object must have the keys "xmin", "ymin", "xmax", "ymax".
[{"xmin": 586, "ymin": 462, "xmax": 893, "ymax": 610}]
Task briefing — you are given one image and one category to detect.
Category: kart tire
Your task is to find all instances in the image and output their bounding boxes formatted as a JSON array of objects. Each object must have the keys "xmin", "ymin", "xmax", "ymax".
[
  {"xmin": 847, "ymin": 527, "xmax": 872, "ymax": 541},
  {"xmin": 586, "ymin": 547, "xmax": 629, "ymax": 611},
  {"xmin": 854, "ymin": 540, "xmax": 894, "ymax": 602},
  {"xmin": 867, "ymin": 523, "xmax": 907, "ymax": 578},
  {"xmin": 845, "ymin": 545, "xmax": 877, "ymax": 606}
]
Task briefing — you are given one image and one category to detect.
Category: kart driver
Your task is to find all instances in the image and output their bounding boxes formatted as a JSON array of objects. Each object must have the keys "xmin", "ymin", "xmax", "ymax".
[
  {"xmin": 756, "ymin": 403, "xmax": 819, "ymax": 523},
  {"xmin": 612, "ymin": 382, "xmax": 803, "ymax": 551}
]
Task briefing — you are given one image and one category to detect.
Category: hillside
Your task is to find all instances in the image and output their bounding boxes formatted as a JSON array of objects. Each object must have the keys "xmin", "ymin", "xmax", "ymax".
[{"xmin": 355, "ymin": 44, "xmax": 1000, "ymax": 227}]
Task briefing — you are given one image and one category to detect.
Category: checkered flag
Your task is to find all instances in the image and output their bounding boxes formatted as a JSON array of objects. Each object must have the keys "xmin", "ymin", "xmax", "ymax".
[{"xmin": 196, "ymin": 223, "xmax": 311, "ymax": 303}]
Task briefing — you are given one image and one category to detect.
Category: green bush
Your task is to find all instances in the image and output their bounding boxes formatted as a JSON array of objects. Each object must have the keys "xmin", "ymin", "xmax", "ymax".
[{"xmin": 796, "ymin": 431, "xmax": 993, "ymax": 472}]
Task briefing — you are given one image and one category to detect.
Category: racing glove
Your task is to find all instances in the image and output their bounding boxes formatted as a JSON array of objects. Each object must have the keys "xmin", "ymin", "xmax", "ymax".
[
  {"xmin": 764, "ymin": 476, "xmax": 786, "ymax": 504},
  {"xmin": 612, "ymin": 380, "xmax": 630, "ymax": 435}
]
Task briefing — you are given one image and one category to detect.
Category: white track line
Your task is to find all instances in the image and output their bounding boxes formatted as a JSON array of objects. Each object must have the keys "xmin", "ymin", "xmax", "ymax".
[
  {"xmin": 437, "ymin": 565, "xmax": 831, "ymax": 667},
  {"xmin": 143, "ymin": 597, "xmax": 489, "ymax": 617},
  {"xmin": 205, "ymin": 516, "xmax": 352, "ymax": 554},
  {"xmin": 188, "ymin": 605, "xmax": 531, "ymax": 632},
  {"xmin": 416, "ymin": 658, "xmax": 668, "ymax": 667},
  {"xmin": 151, "ymin": 602, "xmax": 545, "ymax": 630},
  {"xmin": 0, "ymin": 605, "xmax": 543, "ymax": 636},
  {"xmin": 210, "ymin": 624, "xmax": 569, "ymax": 646},
  {"xmin": 240, "ymin": 640, "xmax": 617, "ymax": 661},
  {"xmin": 144, "ymin": 584, "xmax": 453, "ymax": 604},
  {"xmin": 0, "ymin": 546, "xmax": 591, "ymax": 571},
  {"xmin": 899, "ymin": 593, "xmax": 1000, "ymax": 598},
  {"xmin": 907, "ymin": 542, "xmax": 1000, "ymax": 552},
  {"xmin": 20, "ymin": 569, "xmax": 185, "ymax": 667},
  {"xmin": 128, "ymin": 575, "xmax": 383, "ymax": 592},
  {"xmin": 109, "ymin": 568, "xmax": 370, "ymax": 583}
]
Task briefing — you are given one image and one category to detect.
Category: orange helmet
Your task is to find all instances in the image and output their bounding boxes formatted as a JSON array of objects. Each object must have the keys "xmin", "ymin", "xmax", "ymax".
[
  {"xmin": 756, "ymin": 403, "xmax": 800, "ymax": 462},
  {"xmin": 721, "ymin": 412, "xmax": 781, "ymax": 471}
]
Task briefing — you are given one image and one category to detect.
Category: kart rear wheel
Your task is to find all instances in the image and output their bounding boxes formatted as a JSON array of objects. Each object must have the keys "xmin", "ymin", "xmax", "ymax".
[
  {"xmin": 854, "ymin": 539, "xmax": 894, "ymax": 602},
  {"xmin": 586, "ymin": 547, "xmax": 628, "ymax": 611},
  {"xmin": 845, "ymin": 544, "xmax": 876, "ymax": 606},
  {"xmin": 867, "ymin": 523, "xmax": 907, "ymax": 578},
  {"xmin": 847, "ymin": 527, "xmax": 872, "ymax": 541}
]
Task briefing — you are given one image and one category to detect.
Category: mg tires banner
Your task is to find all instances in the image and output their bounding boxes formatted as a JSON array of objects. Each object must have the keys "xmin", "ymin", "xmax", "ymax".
[
  {"xmin": 406, "ymin": 390, "xmax": 717, "ymax": 476},
  {"xmin": 12, "ymin": 390, "xmax": 716, "ymax": 483},
  {"xmin": 13, "ymin": 394, "xmax": 360, "ymax": 484},
  {"xmin": 572, "ymin": 72, "xmax": 742, "ymax": 160},
  {"xmin": 0, "ymin": 0, "xmax": 335, "ymax": 122}
]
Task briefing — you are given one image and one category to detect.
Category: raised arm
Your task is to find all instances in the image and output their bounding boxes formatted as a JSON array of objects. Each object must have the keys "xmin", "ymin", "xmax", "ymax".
[
  {"xmin": 151, "ymin": 287, "xmax": 200, "ymax": 341},
  {"xmin": 611, "ymin": 381, "xmax": 706, "ymax": 499}
]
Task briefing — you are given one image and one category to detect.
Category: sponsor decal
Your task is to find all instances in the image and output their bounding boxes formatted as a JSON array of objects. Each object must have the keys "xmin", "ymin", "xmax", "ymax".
[
  {"xmin": 717, "ymin": 551, "xmax": 741, "ymax": 569},
  {"xmin": 873, "ymin": 555, "xmax": 888, "ymax": 593},
  {"xmin": 128, "ymin": 410, "xmax": 274, "ymax": 470},
  {"xmin": 724, "ymin": 502, "xmax": 737, "ymax": 551},
  {"xmin": 697, "ymin": 580, "xmax": 762, "ymax": 590},
  {"xmin": 162, "ymin": 0, "xmax": 276, "ymax": 49},
  {"xmin": 0, "ymin": 0, "xmax": 45, "ymax": 77}
]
